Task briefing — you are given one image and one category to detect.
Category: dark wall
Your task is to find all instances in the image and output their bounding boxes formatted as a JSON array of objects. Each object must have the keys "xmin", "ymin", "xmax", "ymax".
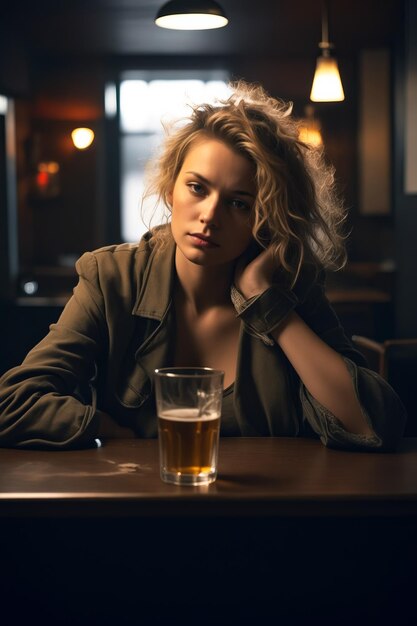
[
  {"xmin": 14, "ymin": 57, "xmax": 104, "ymax": 271},
  {"xmin": 21, "ymin": 119, "xmax": 97, "ymax": 267},
  {"xmin": 0, "ymin": 23, "xmax": 29, "ymax": 96}
]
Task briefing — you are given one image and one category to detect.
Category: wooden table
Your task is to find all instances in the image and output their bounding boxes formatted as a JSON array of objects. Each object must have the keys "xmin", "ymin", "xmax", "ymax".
[
  {"xmin": 1, "ymin": 438, "xmax": 416, "ymax": 625},
  {"xmin": 1, "ymin": 437, "xmax": 417, "ymax": 518}
]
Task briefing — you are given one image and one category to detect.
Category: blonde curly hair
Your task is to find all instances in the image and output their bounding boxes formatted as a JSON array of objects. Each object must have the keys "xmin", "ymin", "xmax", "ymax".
[{"xmin": 142, "ymin": 80, "xmax": 347, "ymax": 285}]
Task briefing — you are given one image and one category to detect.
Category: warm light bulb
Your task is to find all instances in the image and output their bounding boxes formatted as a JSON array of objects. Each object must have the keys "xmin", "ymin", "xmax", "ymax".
[
  {"xmin": 310, "ymin": 56, "xmax": 345, "ymax": 102},
  {"xmin": 299, "ymin": 126, "xmax": 323, "ymax": 147},
  {"xmin": 38, "ymin": 161, "xmax": 60, "ymax": 174},
  {"xmin": 36, "ymin": 161, "xmax": 61, "ymax": 196},
  {"xmin": 71, "ymin": 127, "xmax": 95, "ymax": 150}
]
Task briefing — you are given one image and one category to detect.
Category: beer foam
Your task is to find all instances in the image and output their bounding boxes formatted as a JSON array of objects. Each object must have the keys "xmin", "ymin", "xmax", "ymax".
[{"xmin": 158, "ymin": 408, "xmax": 220, "ymax": 422}]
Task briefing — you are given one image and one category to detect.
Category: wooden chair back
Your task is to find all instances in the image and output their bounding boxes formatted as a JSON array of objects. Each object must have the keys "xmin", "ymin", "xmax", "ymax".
[{"xmin": 352, "ymin": 335, "xmax": 417, "ymax": 436}]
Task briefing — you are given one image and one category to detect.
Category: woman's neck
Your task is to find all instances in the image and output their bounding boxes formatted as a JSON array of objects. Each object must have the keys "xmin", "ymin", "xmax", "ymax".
[{"xmin": 174, "ymin": 247, "xmax": 234, "ymax": 314}]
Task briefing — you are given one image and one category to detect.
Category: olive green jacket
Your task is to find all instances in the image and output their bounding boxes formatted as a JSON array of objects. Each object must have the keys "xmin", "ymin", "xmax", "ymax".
[{"xmin": 0, "ymin": 233, "xmax": 406, "ymax": 450}]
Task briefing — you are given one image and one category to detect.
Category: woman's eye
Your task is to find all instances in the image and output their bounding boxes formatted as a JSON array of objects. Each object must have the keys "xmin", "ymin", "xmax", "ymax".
[
  {"xmin": 188, "ymin": 183, "xmax": 205, "ymax": 195},
  {"xmin": 230, "ymin": 198, "xmax": 250, "ymax": 211}
]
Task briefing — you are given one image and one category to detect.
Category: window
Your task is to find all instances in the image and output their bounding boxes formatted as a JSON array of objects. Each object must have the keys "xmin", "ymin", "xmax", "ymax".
[{"xmin": 118, "ymin": 70, "xmax": 230, "ymax": 243}]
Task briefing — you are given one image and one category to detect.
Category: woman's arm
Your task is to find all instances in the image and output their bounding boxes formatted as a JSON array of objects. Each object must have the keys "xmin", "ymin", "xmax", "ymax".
[
  {"xmin": 271, "ymin": 310, "xmax": 373, "ymax": 435},
  {"xmin": 0, "ymin": 253, "xmax": 107, "ymax": 448}
]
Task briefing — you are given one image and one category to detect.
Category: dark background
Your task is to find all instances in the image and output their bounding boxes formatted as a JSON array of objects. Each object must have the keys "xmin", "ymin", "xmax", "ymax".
[{"xmin": 0, "ymin": 0, "xmax": 416, "ymax": 373}]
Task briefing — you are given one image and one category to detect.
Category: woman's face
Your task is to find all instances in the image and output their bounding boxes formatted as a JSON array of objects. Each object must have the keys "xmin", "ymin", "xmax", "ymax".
[{"xmin": 169, "ymin": 137, "xmax": 257, "ymax": 269}]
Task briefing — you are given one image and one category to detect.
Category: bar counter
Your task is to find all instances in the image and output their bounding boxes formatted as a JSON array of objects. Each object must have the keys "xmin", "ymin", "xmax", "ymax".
[{"xmin": 1, "ymin": 438, "xmax": 416, "ymax": 625}]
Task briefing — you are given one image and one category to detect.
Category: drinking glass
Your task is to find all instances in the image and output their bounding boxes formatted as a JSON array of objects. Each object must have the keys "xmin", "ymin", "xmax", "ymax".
[{"xmin": 154, "ymin": 367, "xmax": 224, "ymax": 486}]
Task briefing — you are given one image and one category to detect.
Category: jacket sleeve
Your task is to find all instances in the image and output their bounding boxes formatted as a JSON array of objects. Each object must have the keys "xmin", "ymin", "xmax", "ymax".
[
  {"xmin": 233, "ymin": 268, "xmax": 407, "ymax": 451},
  {"xmin": 0, "ymin": 252, "xmax": 108, "ymax": 449}
]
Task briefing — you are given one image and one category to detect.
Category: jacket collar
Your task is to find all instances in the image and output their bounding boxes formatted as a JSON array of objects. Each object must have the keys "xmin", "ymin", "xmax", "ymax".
[{"xmin": 132, "ymin": 231, "xmax": 176, "ymax": 320}]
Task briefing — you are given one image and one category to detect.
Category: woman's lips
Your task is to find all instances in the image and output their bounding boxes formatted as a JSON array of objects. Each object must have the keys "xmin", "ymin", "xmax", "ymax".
[{"xmin": 188, "ymin": 233, "xmax": 219, "ymax": 248}]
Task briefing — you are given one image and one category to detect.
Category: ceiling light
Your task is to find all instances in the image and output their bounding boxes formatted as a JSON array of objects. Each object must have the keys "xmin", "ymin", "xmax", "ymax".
[
  {"xmin": 310, "ymin": 1, "xmax": 345, "ymax": 102},
  {"xmin": 155, "ymin": 0, "xmax": 228, "ymax": 30}
]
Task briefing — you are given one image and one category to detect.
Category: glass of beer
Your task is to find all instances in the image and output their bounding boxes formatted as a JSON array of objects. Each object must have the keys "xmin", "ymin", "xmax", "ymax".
[{"xmin": 154, "ymin": 367, "xmax": 224, "ymax": 486}]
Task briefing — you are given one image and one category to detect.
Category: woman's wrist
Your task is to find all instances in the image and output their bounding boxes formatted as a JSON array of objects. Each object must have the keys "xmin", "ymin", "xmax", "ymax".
[
  {"xmin": 231, "ymin": 283, "xmax": 299, "ymax": 345},
  {"xmin": 236, "ymin": 279, "xmax": 273, "ymax": 300}
]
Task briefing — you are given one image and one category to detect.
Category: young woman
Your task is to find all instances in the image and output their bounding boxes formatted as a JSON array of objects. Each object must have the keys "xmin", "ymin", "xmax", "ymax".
[{"xmin": 0, "ymin": 81, "xmax": 406, "ymax": 449}]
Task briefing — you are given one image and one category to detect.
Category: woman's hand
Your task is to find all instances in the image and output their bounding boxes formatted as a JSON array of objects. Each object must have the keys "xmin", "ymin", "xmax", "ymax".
[{"xmin": 234, "ymin": 244, "xmax": 278, "ymax": 299}]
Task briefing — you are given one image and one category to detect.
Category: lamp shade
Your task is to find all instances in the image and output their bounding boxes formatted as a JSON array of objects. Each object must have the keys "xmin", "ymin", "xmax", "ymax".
[
  {"xmin": 310, "ymin": 55, "xmax": 345, "ymax": 102},
  {"xmin": 155, "ymin": 0, "xmax": 228, "ymax": 30}
]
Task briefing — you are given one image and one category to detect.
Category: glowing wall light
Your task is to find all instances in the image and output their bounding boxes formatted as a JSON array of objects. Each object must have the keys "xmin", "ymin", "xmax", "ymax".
[{"xmin": 71, "ymin": 127, "xmax": 95, "ymax": 150}]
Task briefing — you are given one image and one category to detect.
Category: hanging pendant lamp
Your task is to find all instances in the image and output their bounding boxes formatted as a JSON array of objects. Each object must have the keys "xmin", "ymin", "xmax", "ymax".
[
  {"xmin": 310, "ymin": 1, "xmax": 345, "ymax": 102},
  {"xmin": 155, "ymin": 0, "xmax": 228, "ymax": 30}
]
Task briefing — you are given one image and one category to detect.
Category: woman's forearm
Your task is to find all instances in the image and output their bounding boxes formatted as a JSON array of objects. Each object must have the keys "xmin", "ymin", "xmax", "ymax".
[{"xmin": 272, "ymin": 311, "xmax": 374, "ymax": 436}]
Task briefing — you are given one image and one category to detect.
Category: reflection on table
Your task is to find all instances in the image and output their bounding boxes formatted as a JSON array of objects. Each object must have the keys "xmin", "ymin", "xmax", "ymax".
[{"xmin": 1, "ymin": 437, "xmax": 417, "ymax": 517}]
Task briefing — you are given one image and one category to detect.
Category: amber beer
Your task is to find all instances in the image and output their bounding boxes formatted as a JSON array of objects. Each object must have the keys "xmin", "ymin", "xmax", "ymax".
[
  {"xmin": 158, "ymin": 408, "xmax": 221, "ymax": 484},
  {"xmin": 154, "ymin": 367, "xmax": 224, "ymax": 485}
]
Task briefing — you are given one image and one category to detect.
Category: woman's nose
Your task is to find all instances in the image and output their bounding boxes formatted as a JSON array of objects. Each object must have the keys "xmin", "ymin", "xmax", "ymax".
[{"xmin": 199, "ymin": 195, "xmax": 221, "ymax": 227}]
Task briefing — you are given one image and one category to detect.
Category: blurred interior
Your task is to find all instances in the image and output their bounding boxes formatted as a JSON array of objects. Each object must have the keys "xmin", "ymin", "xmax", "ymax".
[{"xmin": 0, "ymin": 0, "xmax": 416, "ymax": 376}]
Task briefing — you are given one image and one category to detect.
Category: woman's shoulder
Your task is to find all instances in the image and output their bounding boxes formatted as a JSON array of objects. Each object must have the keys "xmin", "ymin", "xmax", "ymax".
[
  {"xmin": 79, "ymin": 226, "xmax": 172, "ymax": 270},
  {"xmin": 76, "ymin": 232, "xmax": 156, "ymax": 278},
  {"xmin": 74, "ymin": 227, "xmax": 174, "ymax": 306}
]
